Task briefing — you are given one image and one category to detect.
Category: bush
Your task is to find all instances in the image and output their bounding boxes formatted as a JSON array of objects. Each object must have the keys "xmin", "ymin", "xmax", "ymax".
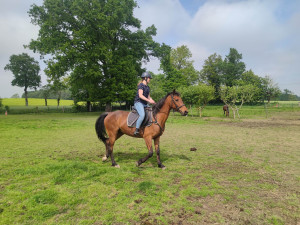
[{"xmin": 72, "ymin": 104, "xmax": 86, "ymax": 112}]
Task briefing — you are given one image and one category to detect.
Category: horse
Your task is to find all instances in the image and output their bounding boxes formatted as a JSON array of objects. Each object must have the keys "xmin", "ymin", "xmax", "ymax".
[
  {"xmin": 95, "ymin": 90, "xmax": 188, "ymax": 169},
  {"xmin": 223, "ymin": 105, "xmax": 229, "ymax": 117}
]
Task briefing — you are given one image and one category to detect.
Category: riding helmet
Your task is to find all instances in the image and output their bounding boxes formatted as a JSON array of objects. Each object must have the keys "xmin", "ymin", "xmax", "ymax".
[{"xmin": 141, "ymin": 71, "xmax": 152, "ymax": 79}]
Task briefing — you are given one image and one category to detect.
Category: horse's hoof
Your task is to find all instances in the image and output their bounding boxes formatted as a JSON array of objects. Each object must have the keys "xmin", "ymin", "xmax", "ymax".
[
  {"xmin": 158, "ymin": 164, "xmax": 166, "ymax": 169},
  {"xmin": 102, "ymin": 156, "xmax": 108, "ymax": 162},
  {"xmin": 114, "ymin": 164, "xmax": 120, "ymax": 168},
  {"xmin": 136, "ymin": 161, "xmax": 140, "ymax": 167}
]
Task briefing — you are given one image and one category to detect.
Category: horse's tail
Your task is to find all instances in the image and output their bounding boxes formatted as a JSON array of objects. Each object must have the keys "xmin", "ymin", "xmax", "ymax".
[{"xmin": 95, "ymin": 112, "xmax": 109, "ymax": 144}]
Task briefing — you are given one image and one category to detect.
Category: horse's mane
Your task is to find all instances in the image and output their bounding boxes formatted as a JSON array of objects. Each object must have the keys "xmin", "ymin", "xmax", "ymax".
[{"xmin": 152, "ymin": 91, "xmax": 180, "ymax": 117}]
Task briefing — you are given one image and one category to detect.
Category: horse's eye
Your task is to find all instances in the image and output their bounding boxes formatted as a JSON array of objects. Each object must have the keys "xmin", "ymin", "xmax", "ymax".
[{"xmin": 175, "ymin": 99, "xmax": 179, "ymax": 101}]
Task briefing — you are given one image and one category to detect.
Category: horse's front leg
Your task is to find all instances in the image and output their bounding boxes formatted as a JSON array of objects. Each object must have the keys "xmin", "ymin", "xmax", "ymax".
[
  {"xmin": 136, "ymin": 136, "xmax": 153, "ymax": 167},
  {"xmin": 154, "ymin": 137, "xmax": 165, "ymax": 169}
]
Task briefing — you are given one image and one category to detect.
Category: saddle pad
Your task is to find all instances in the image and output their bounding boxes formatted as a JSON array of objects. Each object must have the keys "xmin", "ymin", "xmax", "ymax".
[{"xmin": 127, "ymin": 108, "xmax": 153, "ymax": 128}]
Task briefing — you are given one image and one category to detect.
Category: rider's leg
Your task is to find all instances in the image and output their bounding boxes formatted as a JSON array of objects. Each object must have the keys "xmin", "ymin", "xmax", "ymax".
[{"xmin": 134, "ymin": 102, "xmax": 145, "ymax": 135}]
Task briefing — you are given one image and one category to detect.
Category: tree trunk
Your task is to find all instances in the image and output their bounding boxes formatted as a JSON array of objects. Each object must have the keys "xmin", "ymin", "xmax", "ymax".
[
  {"xmin": 57, "ymin": 98, "xmax": 60, "ymax": 107},
  {"xmin": 24, "ymin": 88, "xmax": 28, "ymax": 106},
  {"xmin": 105, "ymin": 102, "xmax": 112, "ymax": 112},
  {"xmin": 44, "ymin": 98, "xmax": 48, "ymax": 106},
  {"xmin": 87, "ymin": 101, "xmax": 92, "ymax": 112}
]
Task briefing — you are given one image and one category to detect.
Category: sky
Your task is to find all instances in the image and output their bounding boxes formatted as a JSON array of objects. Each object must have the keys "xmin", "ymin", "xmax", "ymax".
[{"xmin": 1, "ymin": 0, "xmax": 299, "ymax": 98}]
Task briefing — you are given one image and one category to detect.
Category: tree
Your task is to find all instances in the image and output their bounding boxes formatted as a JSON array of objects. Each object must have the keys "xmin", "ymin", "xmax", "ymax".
[
  {"xmin": 170, "ymin": 45, "xmax": 199, "ymax": 86},
  {"xmin": 279, "ymin": 89, "xmax": 298, "ymax": 101},
  {"xmin": 223, "ymin": 48, "xmax": 246, "ymax": 87},
  {"xmin": 4, "ymin": 53, "xmax": 41, "ymax": 106},
  {"xmin": 27, "ymin": 0, "xmax": 160, "ymax": 111},
  {"xmin": 11, "ymin": 94, "xmax": 20, "ymax": 98},
  {"xmin": 180, "ymin": 84, "xmax": 215, "ymax": 117},
  {"xmin": 200, "ymin": 53, "xmax": 223, "ymax": 100},
  {"xmin": 220, "ymin": 85, "xmax": 259, "ymax": 119},
  {"xmin": 160, "ymin": 45, "xmax": 199, "ymax": 92},
  {"xmin": 261, "ymin": 76, "xmax": 281, "ymax": 103},
  {"xmin": 148, "ymin": 73, "xmax": 166, "ymax": 102},
  {"xmin": 237, "ymin": 70, "xmax": 264, "ymax": 102},
  {"xmin": 50, "ymin": 79, "xmax": 67, "ymax": 107},
  {"xmin": 40, "ymin": 85, "xmax": 51, "ymax": 106}
]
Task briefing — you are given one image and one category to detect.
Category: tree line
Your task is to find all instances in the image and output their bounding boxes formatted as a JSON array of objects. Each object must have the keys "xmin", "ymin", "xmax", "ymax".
[{"xmin": 3, "ymin": 0, "xmax": 299, "ymax": 114}]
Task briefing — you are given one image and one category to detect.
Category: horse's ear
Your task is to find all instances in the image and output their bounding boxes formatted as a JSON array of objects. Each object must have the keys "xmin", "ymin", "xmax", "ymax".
[{"xmin": 172, "ymin": 89, "xmax": 176, "ymax": 94}]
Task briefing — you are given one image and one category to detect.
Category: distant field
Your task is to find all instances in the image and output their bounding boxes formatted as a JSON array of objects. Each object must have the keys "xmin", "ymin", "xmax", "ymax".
[
  {"xmin": 1, "ymin": 98, "xmax": 300, "ymax": 117},
  {"xmin": 2, "ymin": 98, "xmax": 74, "ymax": 106}
]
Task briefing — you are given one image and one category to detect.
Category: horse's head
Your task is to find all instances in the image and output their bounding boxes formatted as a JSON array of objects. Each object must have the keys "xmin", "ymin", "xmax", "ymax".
[{"xmin": 169, "ymin": 90, "xmax": 188, "ymax": 116}]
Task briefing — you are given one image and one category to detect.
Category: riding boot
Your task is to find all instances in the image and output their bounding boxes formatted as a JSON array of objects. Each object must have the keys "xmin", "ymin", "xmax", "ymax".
[{"xmin": 134, "ymin": 128, "xmax": 140, "ymax": 136}]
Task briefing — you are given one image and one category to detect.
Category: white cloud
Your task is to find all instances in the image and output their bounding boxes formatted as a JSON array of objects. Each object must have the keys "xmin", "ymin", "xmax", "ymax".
[
  {"xmin": 135, "ymin": 0, "xmax": 191, "ymax": 44},
  {"xmin": 140, "ymin": 0, "xmax": 300, "ymax": 95},
  {"xmin": 0, "ymin": 0, "xmax": 42, "ymax": 98},
  {"xmin": 1, "ymin": 0, "xmax": 300, "ymax": 97}
]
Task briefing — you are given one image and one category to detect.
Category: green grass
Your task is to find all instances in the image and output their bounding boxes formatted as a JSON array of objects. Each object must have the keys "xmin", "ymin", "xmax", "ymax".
[
  {"xmin": 1, "ymin": 98, "xmax": 75, "ymax": 114},
  {"xmin": 0, "ymin": 110, "xmax": 299, "ymax": 224},
  {"xmin": 2, "ymin": 98, "xmax": 74, "ymax": 106},
  {"xmin": 2, "ymin": 98, "xmax": 300, "ymax": 118}
]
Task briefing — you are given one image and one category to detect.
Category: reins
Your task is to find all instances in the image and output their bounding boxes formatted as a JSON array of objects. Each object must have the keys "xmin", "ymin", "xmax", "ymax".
[{"xmin": 152, "ymin": 94, "xmax": 185, "ymax": 136}]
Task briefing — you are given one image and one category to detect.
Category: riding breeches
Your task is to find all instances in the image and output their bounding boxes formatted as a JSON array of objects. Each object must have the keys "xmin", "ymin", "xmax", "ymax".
[{"xmin": 134, "ymin": 102, "xmax": 147, "ymax": 129}]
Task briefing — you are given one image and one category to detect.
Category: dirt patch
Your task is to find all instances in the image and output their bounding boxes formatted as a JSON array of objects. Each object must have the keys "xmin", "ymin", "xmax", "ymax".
[{"xmin": 214, "ymin": 117, "xmax": 300, "ymax": 129}]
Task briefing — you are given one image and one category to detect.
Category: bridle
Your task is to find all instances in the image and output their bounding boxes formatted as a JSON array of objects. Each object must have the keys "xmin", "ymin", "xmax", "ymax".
[
  {"xmin": 152, "ymin": 94, "xmax": 186, "ymax": 136},
  {"xmin": 171, "ymin": 94, "xmax": 185, "ymax": 115}
]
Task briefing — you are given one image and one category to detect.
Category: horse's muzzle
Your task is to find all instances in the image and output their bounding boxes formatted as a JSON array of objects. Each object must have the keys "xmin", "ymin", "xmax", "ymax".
[{"xmin": 183, "ymin": 111, "xmax": 188, "ymax": 116}]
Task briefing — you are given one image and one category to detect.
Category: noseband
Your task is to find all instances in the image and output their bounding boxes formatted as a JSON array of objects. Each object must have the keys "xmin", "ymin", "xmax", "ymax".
[{"xmin": 171, "ymin": 94, "xmax": 185, "ymax": 114}]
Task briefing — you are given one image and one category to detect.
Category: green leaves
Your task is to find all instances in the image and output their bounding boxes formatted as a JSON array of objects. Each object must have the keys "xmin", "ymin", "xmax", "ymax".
[
  {"xmin": 180, "ymin": 84, "xmax": 215, "ymax": 106},
  {"xmin": 220, "ymin": 84, "xmax": 259, "ymax": 118},
  {"xmin": 5, "ymin": 53, "xmax": 41, "ymax": 89},
  {"xmin": 28, "ymin": 0, "xmax": 159, "ymax": 105},
  {"xmin": 4, "ymin": 53, "xmax": 41, "ymax": 106}
]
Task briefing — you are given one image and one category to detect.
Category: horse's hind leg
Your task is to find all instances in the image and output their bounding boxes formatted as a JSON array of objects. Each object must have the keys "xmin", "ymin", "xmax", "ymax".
[
  {"xmin": 107, "ymin": 132, "xmax": 123, "ymax": 168},
  {"xmin": 102, "ymin": 141, "xmax": 110, "ymax": 162}
]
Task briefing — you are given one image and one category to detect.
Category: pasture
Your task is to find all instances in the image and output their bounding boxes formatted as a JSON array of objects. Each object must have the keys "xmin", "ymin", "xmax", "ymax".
[
  {"xmin": 1, "ymin": 98, "xmax": 74, "ymax": 114},
  {"xmin": 0, "ymin": 109, "xmax": 299, "ymax": 224}
]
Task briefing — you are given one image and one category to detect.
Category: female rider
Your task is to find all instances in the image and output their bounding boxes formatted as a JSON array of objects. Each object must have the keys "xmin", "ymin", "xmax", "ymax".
[{"xmin": 133, "ymin": 72, "xmax": 156, "ymax": 136}]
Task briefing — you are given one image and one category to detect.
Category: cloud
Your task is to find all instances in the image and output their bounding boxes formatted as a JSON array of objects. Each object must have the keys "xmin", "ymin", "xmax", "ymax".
[
  {"xmin": 135, "ymin": 0, "xmax": 191, "ymax": 45},
  {"xmin": 137, "ymin": 0, "xmax": 300, "ymax": 95},
  {"xmin": 1, "ymin": 0, "xmax": 299, "ymax": 97},
  {"xmin": 0, "ymin": 0, "xmax": 42, "ymax": 98}
]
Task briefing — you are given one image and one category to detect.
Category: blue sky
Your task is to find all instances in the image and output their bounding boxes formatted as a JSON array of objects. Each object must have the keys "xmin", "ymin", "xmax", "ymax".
[{"xmin": 1, "ymin": 0, "xmax": 300, "ymax": 98}]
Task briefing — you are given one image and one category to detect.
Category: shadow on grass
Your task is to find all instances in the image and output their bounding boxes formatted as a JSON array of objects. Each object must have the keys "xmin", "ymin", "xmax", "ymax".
[
  {"xmin": 57, "ymin": 149, "xmax": 191, "ymax": 165},
  {"xmin": 114, "ymin": 151, "xmax": 191, "ymax": 163}
]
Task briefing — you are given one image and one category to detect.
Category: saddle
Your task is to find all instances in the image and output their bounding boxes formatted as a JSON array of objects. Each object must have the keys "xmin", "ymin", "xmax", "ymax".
[{"xmin": 127, "ymin": 107, "xmax": 153, "ymax": 128}]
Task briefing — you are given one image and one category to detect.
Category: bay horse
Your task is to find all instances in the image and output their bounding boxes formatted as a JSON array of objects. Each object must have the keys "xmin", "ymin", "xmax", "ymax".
[
  {"xmin": 95, "ymin": 90, "xmax": 188, "ymax": 168},
  {"xmin": 223, "ymin": 105, "xmax": 229, "ymax": 117}
]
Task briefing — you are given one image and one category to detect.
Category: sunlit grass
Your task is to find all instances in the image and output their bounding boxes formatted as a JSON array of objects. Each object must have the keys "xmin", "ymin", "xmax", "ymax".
[
  {"xmin": 2, "ymin": 98, "xmax": 74, "ymax": 106},
  {"xmin": 0, "ymin": 111, "xmax": 299, "ymax": 224}
]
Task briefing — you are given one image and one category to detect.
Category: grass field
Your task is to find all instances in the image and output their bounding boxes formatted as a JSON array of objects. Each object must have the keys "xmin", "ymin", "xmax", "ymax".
[
  {"xmin": 0, "ymin": 98, "xmax": 75, "ymax": 114},
  {"xmin": 0, "ymin": 108, "xmax": 300, "ymax": 224},
  {"xmin": 2, "ymin": 98, "xmax": 74, "ymax": 106}
]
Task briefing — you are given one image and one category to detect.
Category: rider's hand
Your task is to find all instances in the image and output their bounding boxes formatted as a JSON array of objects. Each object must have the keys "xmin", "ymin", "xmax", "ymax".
[{"xmin": 149, "ymin": 99, "xmax": 156, "ymax": 104}]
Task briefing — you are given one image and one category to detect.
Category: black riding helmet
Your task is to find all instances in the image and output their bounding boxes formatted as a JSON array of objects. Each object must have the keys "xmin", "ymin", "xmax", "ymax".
[{"xmin": 141, "ymin": 71, "xmax": 152, "ymax": 79}]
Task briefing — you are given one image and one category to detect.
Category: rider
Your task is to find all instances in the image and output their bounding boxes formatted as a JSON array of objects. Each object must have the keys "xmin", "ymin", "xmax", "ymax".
[{"xmin": 134, "ymin": 71, "xmax": 156, "ymax": 136}]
